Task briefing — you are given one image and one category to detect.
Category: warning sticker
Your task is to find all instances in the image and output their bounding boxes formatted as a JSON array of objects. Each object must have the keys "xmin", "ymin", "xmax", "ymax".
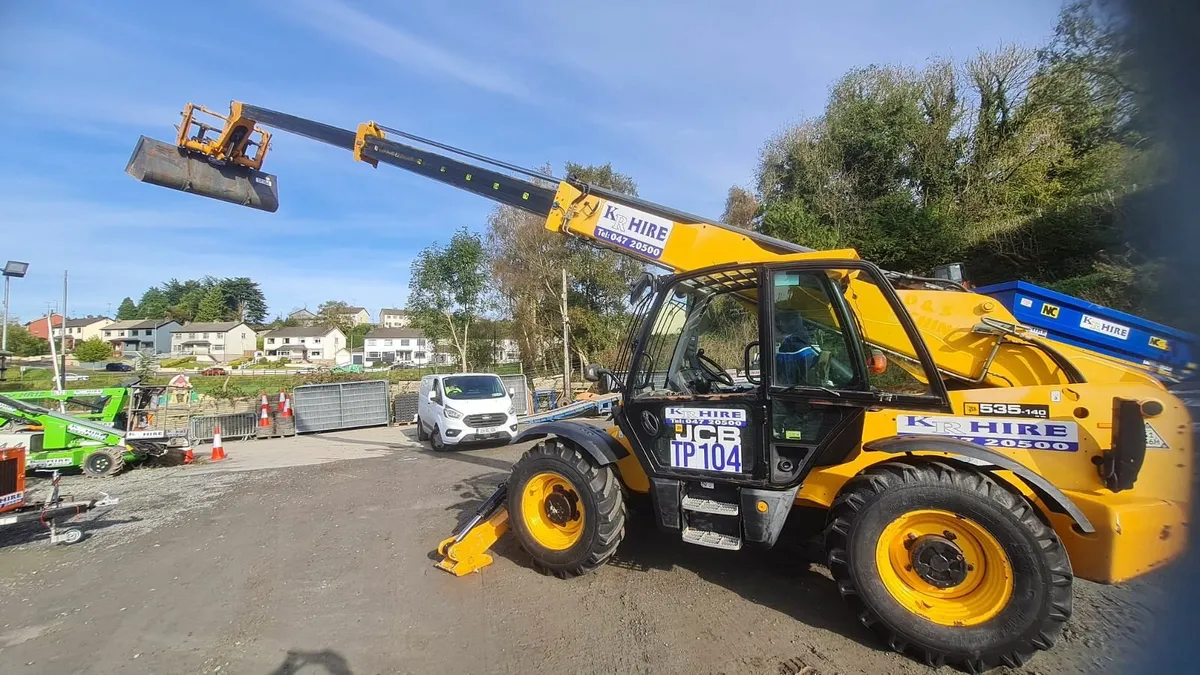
[{"xmin": 1144, "ymin": 422, "xmax": 1169, "ymax": 449}]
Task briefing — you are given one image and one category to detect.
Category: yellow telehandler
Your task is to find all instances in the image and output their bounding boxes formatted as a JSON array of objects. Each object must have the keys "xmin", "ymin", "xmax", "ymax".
[{"xmin": 128, "ymin": 103, "xmax": 1191, "ymax": 672}]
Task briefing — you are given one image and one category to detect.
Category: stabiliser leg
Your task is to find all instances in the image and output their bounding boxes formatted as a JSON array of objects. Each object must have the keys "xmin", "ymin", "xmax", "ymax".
[{"xmin": 435, "ymin": 483, "xmax": 510, "ymax": 576}]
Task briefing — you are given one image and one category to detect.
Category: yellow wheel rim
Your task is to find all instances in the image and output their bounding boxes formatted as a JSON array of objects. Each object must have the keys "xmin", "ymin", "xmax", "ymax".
[
  {"xmin": 875, "ymin": 509, "xmax": 1013, "ymax": 627},
  {"xmin": 520, "ymin": 472, "xmax": 585, "ymax": 551}
]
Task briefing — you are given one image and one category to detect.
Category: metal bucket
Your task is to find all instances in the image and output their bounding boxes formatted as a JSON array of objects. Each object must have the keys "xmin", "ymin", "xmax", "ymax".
[{"xmin": 125, "ymin": 136, "xmax": 280, "ymax": 213}]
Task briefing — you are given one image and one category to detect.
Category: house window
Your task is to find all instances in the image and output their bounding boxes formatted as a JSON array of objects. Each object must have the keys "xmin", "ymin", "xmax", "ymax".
[
  {"xmin": 401, "ymin": 339, "xmax": 410, "ymax": 346},
  {"xmin": 417, "ymin": 338, "xmax": 425, "ymax": 346},
  {"xmin": 145, "ymin": 329, "xmax": 153, "ymax": 336},
  {"xmin": 104, "ymin": 331, "xmax": 111, "ymax": 337},
  {"xmin": 367, "ymin": 351, "xmax": 381, "ymax": 359},
  {"xmin": 310, "ymin": 350, "xmax": 322, "ymax": 358},
  {"xmin": 384, "ymin": 339, "xmax": 393, "ymax": 346},
  {"xmin": 189, "ymin": 333, "xmax": 196, "ymax": 339},
  {"xmin": 313, "ymin": 338, "xmax": 321, "ymax": 344},
  {"xmin": 241, "ymin": 332, "xmax": 247, "ymax": 339},
  {"xmin": 203, "ymin": 333, "xmax": 209, "ymax": 339},
  {"xmin": 268, "ymin": 338, "xmax": 276, "ymax": 344},
  {"xmin": 415, "ymin": 351, "xmax": 426, "ymax": 360},
  {"xmin": 283, "ymin": 338, "xmax": 291, "ymax": 343},
  {"xmin": 366, "ymin": 339, "xmax": 375, "ymax": 347},
  {"xmin": 299, "ymin": 337, "xmax": 307, "ymax": 344}
]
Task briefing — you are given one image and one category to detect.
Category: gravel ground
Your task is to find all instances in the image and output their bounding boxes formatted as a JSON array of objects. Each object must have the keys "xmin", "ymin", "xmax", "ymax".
[{"xmin": 0, "ymin": 426, "xmax": 1182, "ymax": 675}]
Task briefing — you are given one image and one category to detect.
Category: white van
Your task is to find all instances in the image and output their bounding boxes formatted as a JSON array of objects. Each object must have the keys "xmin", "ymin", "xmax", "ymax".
[{"xmin": 416, "ymin": 373, "xmax": 519, "ymax": 450}]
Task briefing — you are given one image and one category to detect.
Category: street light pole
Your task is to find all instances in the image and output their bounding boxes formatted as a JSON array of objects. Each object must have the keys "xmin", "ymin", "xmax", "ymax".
[{"xmin": 2, "ymin": 261, "xmax": 31, "ymax": 352}]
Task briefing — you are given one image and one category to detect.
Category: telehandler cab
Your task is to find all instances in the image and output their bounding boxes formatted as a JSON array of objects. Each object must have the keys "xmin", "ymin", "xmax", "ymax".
[{"xmin": 128, "ymin": 102, "xmax": 1192, "ymax": 672}]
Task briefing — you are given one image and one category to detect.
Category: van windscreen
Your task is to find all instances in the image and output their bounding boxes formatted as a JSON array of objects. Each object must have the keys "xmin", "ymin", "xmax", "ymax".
[{"xmin": 442, "ymin": 376, "xmax": 505, "ymax": 400}]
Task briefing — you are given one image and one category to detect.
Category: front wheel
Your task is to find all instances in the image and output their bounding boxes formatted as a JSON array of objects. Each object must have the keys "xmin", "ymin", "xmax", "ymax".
[
  {"xmin": 507, "ymin": 438, "xmax": 626, "ymax": 578},
  {"xmin": 82, "ymin": 447, "xmax": 126, "ymax": 478},
  {"xmin": 824, "ymin": 460, "xmax": 1072, "ymax": 673}
]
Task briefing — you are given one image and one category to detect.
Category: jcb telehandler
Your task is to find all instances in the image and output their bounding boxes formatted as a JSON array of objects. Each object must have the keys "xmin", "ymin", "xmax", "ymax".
[{"xmin": 127, "ymin": 103, "xmax": 1192, "ymax": 672}]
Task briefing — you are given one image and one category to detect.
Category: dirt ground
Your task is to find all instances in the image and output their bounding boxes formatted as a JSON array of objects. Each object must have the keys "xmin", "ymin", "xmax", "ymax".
[{"xmin": 0, "ymin": 424, "xmax": 1178, "ymax": 675}]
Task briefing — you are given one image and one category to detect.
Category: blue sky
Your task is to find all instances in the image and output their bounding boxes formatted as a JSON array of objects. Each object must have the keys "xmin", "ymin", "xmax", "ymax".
[{"xmin": 0, "ymin": 0, "xmax": 1060, "ymax": 323}]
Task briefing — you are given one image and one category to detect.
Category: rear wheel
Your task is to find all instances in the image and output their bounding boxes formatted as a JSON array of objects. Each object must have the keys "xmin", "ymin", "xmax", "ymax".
[
  {"xmin": 507, "ymin": 438, "xmax": 626, "ymax": 578},
  {"xmin": 824, "ymin": 461, "xmax": 1072, "ymax": 673},
  {"xmin": 82, "ymin": 447, "xmax": 126, "ymax": 478},
  {"xmin": 417, "ymin": 420, "xmax": 429, "ymax": 441}
]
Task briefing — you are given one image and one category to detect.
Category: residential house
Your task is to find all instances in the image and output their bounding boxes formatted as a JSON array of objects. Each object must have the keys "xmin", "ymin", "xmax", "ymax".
[
  {"xmin": 262, "ymin": 326, "xmax": 348, "ymax": 364},
  {"xmin": 102, "ymin": 319, "xmax": 180, "ymax": 356},
  {"xmin": 342, "ymin": 306, "xmax": 372, "ymax": 326},
  {"xmin": 170, "ymin": 322, "xmax": 257, "ymax": 362},
  {"xmin": 24, "ymin": 314, "xmax": 63, "ymax": 340},
  {"xmin": 493, "ymin": 338, "xmax": 521, "ymax": 364},
  {"xmin": 363, "ymin": 327, "xmax": 435, "ymax": 366},
  {"xmin": 287, "ymin": 308, "xmax": 317, "ymax": 325},
  {"xmin": 51, "ymin": 316, "xmax": 114, "ymax": 350},
  {"xmin": 378, "ymin": 308, "xmax": 410, "ymax": 328}
]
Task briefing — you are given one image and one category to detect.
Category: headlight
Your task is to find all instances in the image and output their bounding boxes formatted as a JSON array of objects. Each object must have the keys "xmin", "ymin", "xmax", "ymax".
[
  {"xmin": 445, "ymin": 406, "xmax": 463, "ymax": 419},
  {"xmin": 507, "ymin": 404, "xmax": 516, "ymax": 416}
]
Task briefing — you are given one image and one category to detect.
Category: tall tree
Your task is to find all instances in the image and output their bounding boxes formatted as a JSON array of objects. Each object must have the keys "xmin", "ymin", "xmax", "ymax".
[
  {"xmin": 136, "ymin": 288, "xmax": 170, "ymax": 319},
  {"xmin": 194, "ymin": 285, "xmax": 227, "ymax": 322},
  {"xmin": 3, "ymin": 323, "xmax": 49, "ymax": 357},
  {"xmin": 116, "ymin": 297, "xmax": 138, "ymax": 320},
  {"xmin": 408, "ymin": 227, "xmax": 488, "ymax": 372},
  {"xmin": 219, "ymin": 277, "xmax": 268, "ymax": 323},
  {"xmin": 315, "ymin": 301, "xmax": 354, "ymax": 335}
]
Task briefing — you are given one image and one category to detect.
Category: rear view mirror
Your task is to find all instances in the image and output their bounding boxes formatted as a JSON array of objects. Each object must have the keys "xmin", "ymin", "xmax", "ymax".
[
  {"xmin": 743, "ymin": 342, "xmax": 760, "ymax": 385},
  {"xmin": 508, "ymin": 387, "xmax": 515, "ymax": 396},
  {"xmin": 427, "ymin": 390, "xmax": 437, "ymax": 403},
  {"xmin": 584, "ymin": 363, "xmax": 602, "ymax": 382},
  {"xmin": 629, "ymin": 272, "xmax": 655, "ymax": 304}
]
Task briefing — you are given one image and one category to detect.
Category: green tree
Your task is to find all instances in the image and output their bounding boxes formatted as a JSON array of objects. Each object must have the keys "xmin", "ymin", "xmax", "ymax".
[
  {"xmin": 136, "ymin": 288, "xmax": 170, "ymax": 319},
  {"xmin": 218, "ymin": 277, "xmax": 268, "ymax": 323},
  {"xmin": 315, "ymin": 300, "xmax": 354, "ymax": 335},
  {"xmin": 116, "ymin": 297, "xmax": 138, "ymax": 320},
  {"xmin": 408, "ymin": 227, "xmax": 488, "ymax": 372},
  {"xmin": 195, "ymin": 285, "xmax": 227, "ymax": 322},
  {"xmin": 3, "ymin": 323, "xmax": 50, "ymax": 357},
  {"xmin": 74, "ymin": 336, "xmax": 112, "ymax": 363}
]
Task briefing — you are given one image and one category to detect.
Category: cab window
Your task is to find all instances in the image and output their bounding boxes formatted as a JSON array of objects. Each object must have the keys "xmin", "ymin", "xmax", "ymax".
[{"xmin": 770, "ymin": 270, "xmax": 860, "ymax": 390}]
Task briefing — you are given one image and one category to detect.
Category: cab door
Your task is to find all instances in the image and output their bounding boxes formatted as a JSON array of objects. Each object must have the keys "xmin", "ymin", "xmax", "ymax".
[{"xmin": 761, "ymin": 262, "xmax": 950, "ymax": 485}]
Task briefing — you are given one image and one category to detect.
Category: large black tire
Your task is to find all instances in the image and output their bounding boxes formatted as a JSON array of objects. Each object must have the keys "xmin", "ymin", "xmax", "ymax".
[
  {"xmin": 507, "ymin": 438, "xmax": 626, "ymax": 578},
  {"xmin": 430, "ymin": 425, "xmax": 446, "ymax": 451},
  {"xmin": 82, "ymin": 447, "xmax": 126, "ymax": 478},
  {"xmin": 416, "ymin": 420, "xmax": 429, "ymax": 442},
  {"xmin": 824, "ymin": 461, "xmax": 1072, "ymax": 673}
]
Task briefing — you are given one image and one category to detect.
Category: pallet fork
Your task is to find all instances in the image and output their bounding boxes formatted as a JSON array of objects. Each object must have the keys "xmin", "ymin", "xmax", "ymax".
[{"xmin": 435, "ymin": 483, "xmax": 509, "ymax": 576}]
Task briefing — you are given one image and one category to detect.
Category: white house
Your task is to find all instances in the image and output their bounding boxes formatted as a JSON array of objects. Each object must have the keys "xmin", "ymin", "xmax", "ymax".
[
  {"xmin": 287, "ymin": 308, "xmax": 317, "ymax": 325},
  {"xmin": 262, "ymin": 326, "xmax": 348, "ymax": 364},
  {"xmin": 170, "ymin": 322, "xmax": 256, "ymax": 362},
  {"xmin": 342, "ymin": 306, "xmax": 372, "ymax": 326},
  {"xmin": 102, "ymin": 319, "xmax": 180, "ymax": 356},
  {"xmin": 378, "ymin": 308, "xmax": 410, "ymax": 328},
  {"xmin": 363, "ymin": 327, "xmax": 436, "ymax": 366},
  {"xmin": 53, "ymin": 316, "xmax": 113, "ymax": 350}
]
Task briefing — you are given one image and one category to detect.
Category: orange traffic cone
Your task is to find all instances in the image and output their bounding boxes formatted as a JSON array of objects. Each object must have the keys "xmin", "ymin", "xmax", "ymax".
[
  {"xmin": 279, "ymin": 388, "xmax": 293, "ymax": 418},
  {"xmin": 182, "ymin": 444, "xmax": 195, "ymax": 464},
  {"xmin": 210, "ymin": 424, "xmax": 228, "ymax": 462},
  {"xmin": 260, "ymin": 390, "xmax": 270, "ymax": 409},
  {"xmin": 259, "ymin": 400, "xmax": 272, "ymax": 428}
]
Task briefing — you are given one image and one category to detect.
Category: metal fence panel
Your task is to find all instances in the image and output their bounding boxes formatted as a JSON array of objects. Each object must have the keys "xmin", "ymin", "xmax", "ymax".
[
  {"xmin": 394, "ymin": 392, "xmax": 419, "ymax": 423},
  {"xmin": 189, "ymin": 412, "xmax": 258, "ymax": 442},
  {"xmin": 293, "ymin": 380, "xmax": 390, "ymax": 434},
  {"xmin": 500, "ymin": 374, "xmax": 529, "ymax": 416}
]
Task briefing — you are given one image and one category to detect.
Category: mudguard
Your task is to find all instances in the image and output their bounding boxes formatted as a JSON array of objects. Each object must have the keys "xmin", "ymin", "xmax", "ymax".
[
  {"xmin": 512, "ymin": 421, "xmax": 629, "ymax": 466},
  {"xmin": 863, "ymin": 434, "xmax": 1095, "ymax": 534}
]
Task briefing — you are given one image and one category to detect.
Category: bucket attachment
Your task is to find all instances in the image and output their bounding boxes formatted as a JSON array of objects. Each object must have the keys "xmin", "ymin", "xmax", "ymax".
[{"xmin": 125, "ymin": 135, "xmax": 280, "ymax": 213}]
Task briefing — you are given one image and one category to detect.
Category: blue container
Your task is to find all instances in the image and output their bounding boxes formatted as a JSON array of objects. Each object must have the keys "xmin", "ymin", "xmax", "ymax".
[{"xmin": 975, "ymin": 280, "xmax": 1197, "ymax": 381}]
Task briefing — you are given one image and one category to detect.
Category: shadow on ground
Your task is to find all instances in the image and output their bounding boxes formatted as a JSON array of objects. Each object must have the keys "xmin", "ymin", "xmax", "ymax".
[
  {"xmin": 0, "ymin": 513, "xmax": 143, "ymax": 549},
  {"xmin": 266, "ymin": 648, "xmax": 353, "ymax": 675},
  {"xmin": 436, "ymin": 479, "xmax": 882, "ymax": 654}
]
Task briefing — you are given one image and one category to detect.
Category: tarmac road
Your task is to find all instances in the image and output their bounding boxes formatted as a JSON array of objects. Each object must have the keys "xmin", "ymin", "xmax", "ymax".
[{"xmin": 0, "ymin": 425, "xmax": 1177, "ymax": 675}]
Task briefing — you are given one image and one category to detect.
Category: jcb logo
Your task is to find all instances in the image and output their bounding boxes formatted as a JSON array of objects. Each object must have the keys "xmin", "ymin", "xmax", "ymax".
[
  {"xmin": 1041, "ymin": 303, "xmax": 1060, "ymax": 319},
  {"xmin": 1149, "ymin": 336, "xmax": 1169, "ymax": 351}
]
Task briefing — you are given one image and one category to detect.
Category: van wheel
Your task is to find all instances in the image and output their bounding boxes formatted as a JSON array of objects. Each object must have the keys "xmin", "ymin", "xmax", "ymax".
[
  {"xmin": 417, "ymin": 420, "xmax": 429, "ymax": 441},
  {"xmin": 430, "ymin": 425, "xmax": 446, "ymax": 452}
]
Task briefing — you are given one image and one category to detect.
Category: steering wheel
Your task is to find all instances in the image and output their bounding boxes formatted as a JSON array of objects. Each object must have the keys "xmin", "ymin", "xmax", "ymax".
[{"xmin": 693, "ymin": 349, "xmax": 734, "ymax": 387}]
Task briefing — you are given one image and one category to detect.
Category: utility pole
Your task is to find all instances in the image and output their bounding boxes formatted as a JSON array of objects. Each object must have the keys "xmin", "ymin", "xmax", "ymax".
[
  {"xmin": 60, "ymin": 270, "xmax": 68, "ymax": 389},
  {"xmin": 561, "ymin": 267, "xmax": 570, "ymax": 406}
]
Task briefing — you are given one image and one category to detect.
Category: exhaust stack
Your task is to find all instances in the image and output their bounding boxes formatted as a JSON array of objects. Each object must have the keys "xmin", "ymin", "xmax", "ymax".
[{"xmin": 125, "ymin": 135, "xmax": 279, "ymax": 213}]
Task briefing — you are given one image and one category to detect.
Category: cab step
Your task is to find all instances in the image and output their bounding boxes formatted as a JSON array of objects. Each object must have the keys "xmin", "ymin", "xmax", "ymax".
[
  {"xmin": 682, "ymin": 527, "xmax": 742, "ymax": 551},
  {"xmin": 681, "ymin": 496, "xmax": 740, "ymax": 516}
]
